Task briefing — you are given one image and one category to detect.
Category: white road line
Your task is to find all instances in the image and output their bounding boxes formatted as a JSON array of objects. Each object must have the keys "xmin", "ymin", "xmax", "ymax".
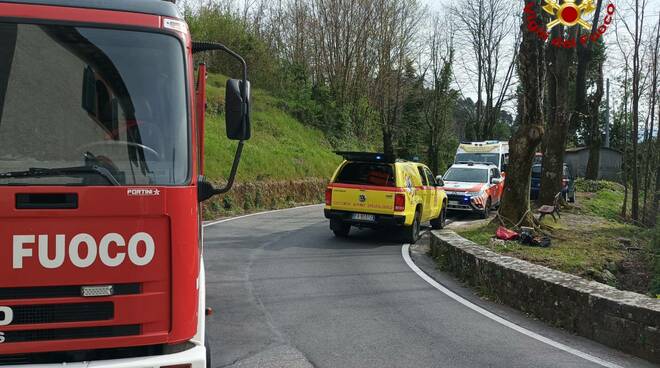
[
  {"xmin": 401, "ymin": 244, "xmax": 622, "ymax": 368},
  {"xmin": 203, "ymin": 204, "xmax": 324, "ymax": 228},
  {"xmin": 204, "ymin": 207, "xmax": 621, "ymax": 367}
]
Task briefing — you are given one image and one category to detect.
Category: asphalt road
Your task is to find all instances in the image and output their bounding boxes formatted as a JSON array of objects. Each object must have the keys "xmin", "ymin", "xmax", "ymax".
[{"xmin": 203, "ymin": 205, "xmax": 656, "ymax": 368}]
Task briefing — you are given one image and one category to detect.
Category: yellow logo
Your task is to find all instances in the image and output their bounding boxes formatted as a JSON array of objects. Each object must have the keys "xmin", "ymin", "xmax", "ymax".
[{"xmin": 542, "ymin": 0, "xmax": 596, "ymax": 30}]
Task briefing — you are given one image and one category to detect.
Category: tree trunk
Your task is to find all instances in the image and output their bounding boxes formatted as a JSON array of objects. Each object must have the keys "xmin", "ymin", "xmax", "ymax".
[
  {"xmin": 539, "ymin": 112, "xmax": 570, "ymax": 204},
  {"xmin": 498, "ymin": 0, "xmax": 545, "ymax": 227},
  {"xmin": 643, "ymin": 17, "xmax": 659, "ymax": 225},
  {"xmin": 631, "ymin": 0, "xmax": 642, "ymax": 221},
  {"xmin": 382, "ymin": 124, "xmax": 394, "ymax": 156},
  {"xmin": 585, "ymin": 142, "xmax": 601, "ymax": 179},
  {"xmin": 653, "ymin": 95, "xmax": 660, "ymax": 225},
  {"xmin": 585, "ymin": 60, "xmax": 605, "ymax": 179},
  {"xmin": 653, "ymin": 151, "xmax": 660, "ymax": 225},
  {"xmin": 631, "ymin": 88, "xmax": 640, "ymax": 221},
  {"xmin": 428, "ymin": 142, "xmax": 439, "ymax": 176},
  {"xmin": 621, "ymin": 73, "xmax": 629, "ymax": 218},
  {"xmin": 574, "ymin": 29, "xmax": 589, "ymax": 127},
  {"xmin": 539, "ymin": 27, "xmax": 573, "ymax": 205},
  {"xmin": 574, "ymin": 0, "xmax": 603, "ymax": 129}
]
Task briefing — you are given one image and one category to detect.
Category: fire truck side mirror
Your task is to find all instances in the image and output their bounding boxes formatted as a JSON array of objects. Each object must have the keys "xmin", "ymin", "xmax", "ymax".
[
  {"xmin": 225, "ymin": 79, "xmax": 251, "ymax": 141},
  {"xmin": 198, "ymin": 177, "xmax": 216, "ymax": 202}
]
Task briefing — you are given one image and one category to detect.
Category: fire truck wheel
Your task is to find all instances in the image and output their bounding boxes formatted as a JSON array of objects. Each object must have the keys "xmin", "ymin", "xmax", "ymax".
[{"xmin": 205, "ymin": 336, "xmax": 211, "ymax": 368}]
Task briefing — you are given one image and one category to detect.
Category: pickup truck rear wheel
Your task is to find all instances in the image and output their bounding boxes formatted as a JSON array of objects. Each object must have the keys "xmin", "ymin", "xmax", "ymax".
[
  {"xmin": 430, "ymin": 204, "xmax": 446, "ymax": 230},
  {"xmin": 402, "ymin": 210, "xmax": 421, "ymax": 243},
  {"xmin": 330, "ymin": 219, "xmax": 351, "ymax": 237}
]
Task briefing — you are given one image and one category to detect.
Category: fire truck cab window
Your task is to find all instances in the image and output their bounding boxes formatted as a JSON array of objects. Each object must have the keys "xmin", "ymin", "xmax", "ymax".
[{"xmin": 0, "ymin": 23, "xmax": 189, "ymax": 186}]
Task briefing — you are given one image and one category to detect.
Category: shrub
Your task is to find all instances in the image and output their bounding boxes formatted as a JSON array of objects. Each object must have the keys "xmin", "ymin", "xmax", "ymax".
[
  {"xmin": 574, "ymin": 179, "xmax": 624, "ymax": 193},
  {"xmin": 203, "ymin": 178, "xmax": 328, "ymax": 220}
]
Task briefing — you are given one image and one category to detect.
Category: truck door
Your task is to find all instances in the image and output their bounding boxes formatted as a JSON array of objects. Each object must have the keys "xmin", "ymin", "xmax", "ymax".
[
  {"xmin": 423, "ymin": 167, "xmax": 440, "ymax": 218},
  {"xmin": 416, "ymin": 166, "xmax": 432, "ymax": 220}
]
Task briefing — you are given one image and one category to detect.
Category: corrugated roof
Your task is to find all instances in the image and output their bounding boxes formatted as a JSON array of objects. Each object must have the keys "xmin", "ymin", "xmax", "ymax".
[{"xmin": 565, "ymin": 146, "xmax": 623, "ymax": 154}]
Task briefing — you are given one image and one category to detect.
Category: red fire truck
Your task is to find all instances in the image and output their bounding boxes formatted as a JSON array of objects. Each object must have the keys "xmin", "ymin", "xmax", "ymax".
[{"xmin": 0, "ymin": 0, "xmax": 251, "ymax": 367}]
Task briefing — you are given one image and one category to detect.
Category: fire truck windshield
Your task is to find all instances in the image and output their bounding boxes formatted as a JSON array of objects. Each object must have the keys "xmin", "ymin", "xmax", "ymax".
[{"xmin": 0, "ymin": 23, "xmax": 189, "ymax": 186}]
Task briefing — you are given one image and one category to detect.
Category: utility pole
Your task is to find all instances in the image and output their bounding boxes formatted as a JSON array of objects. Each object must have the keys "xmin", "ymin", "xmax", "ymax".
[{"xmin": 604, "ymin": 78, "xmax": 610, "ymax": 148}]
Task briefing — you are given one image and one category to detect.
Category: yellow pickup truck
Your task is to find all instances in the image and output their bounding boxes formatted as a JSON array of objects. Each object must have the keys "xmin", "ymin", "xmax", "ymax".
[{"xmin": 324, "ymin": 152, "xmax": 448, "ymax": 243}]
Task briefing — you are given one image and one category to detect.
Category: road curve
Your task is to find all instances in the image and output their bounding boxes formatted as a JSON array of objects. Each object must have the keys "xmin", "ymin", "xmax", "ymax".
[{"xmin": 203, "ymin": 205, "xmax": 655, "ymax": 368}]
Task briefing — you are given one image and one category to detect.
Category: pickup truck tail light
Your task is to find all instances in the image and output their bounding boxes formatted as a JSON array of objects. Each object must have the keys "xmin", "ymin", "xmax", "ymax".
[
  {"xmin": 394, "ymin": 193, "xmax": 406, "ymax": 211},
  {"xmin": 325, "ymin": 188, "xmax": 332, "ymax": 206}
]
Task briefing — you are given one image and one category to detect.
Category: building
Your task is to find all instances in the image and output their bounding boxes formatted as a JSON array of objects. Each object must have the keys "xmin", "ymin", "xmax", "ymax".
[{"xmin": 564, "ymin": 147, "xmax": 623, "ymax": 182}]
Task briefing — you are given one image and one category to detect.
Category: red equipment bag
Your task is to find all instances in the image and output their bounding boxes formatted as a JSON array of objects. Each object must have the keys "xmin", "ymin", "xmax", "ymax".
[{"xmin": 496, "ymin": 226, "xmax": 519, "ymax": 241}]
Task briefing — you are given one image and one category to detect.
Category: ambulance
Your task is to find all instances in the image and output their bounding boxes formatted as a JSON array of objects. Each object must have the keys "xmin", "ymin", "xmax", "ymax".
[{"xmin": 454, "ymin": 141, "xmax": 509, "ymax": 173}]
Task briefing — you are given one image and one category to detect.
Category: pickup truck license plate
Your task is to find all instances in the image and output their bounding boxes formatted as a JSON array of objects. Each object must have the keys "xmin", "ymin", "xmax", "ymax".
[
  {"xmin": 449, "ymin": 200, "xmax": 460, "ymax": 206},
  {"xmin": 352, "ymin": 213, "xmax": 375, "ymax": 222}
]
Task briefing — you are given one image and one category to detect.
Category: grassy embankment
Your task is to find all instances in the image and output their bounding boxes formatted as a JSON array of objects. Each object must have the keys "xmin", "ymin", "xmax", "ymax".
[
  {"xmin": 456, "ymin": 180, "xmax": 658, "ymax": 296},
  {"xmin": 201, "ymin": 74, "xmax": 343, "ymax": 219}
]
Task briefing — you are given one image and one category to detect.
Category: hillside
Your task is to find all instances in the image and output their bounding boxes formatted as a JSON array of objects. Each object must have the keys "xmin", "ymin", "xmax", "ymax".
[{"xmin": 203, "ymin": 74, "xmax": 341, "ymax": 182}]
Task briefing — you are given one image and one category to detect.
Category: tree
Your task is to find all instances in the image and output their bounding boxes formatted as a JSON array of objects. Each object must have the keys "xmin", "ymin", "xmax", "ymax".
[
  {"xmin": 538, "ymin": 25, "xmax": 576, "ymax": 205},
  {"xmin": 652, "ymin": 15, "xmax": 660, "ymax": 226},
  {"xmin": 618, "ymin": 0, "xmax": 650, "ymax": 221},
  {"xmin": 422, "ymin": 16, "xmax": 457, "ymax": 174},
  {"xmin": 498, "ymin": 0, "xmax": 546, "ymax": 228},
  {"xmin": 621, "ymin": 71, "xmax": 630, "ymax": 219},
  {"xmin": 643, "ymin": 15, "xmax": 659, "ymax": 225},
  {"xmin": 584, "ymin": 43, "xmax": 606, "ymax": 181},
  {"xmin": 569, "ymin": 0, "xmax": 604, "ymax": 181},
  {"xmin": 452, "ymin": 0, "xmax": 517, "ymax": 140},
  {"xmin": 371, "ymin": 0, "xmax": 423, "ymax": 156}
]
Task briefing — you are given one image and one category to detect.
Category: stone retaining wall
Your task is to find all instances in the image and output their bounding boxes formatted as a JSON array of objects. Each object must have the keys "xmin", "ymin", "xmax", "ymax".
[{"xmin": 429, "ymin": 230, "xmax": 660, "ymax": 363}]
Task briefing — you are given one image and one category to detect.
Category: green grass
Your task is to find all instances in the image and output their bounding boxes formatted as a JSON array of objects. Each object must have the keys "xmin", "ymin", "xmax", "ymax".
[
  {"xmin": 203, "ymin": 73, "xmax": 342, "ymax": 182},
  {"xmin": 458, "ymin": 217, "xmax": 653, "ymax": 291},
  {"xmin": 574, "ymin": 179, "xmax": 628, "ymax": 221},
  {"xmin": 456, "ymin": 180, "xmax": 656, "ymax": 294},
  {"xmin": 461, "ymin": 220, "xmax": 649, "ymax": 273},
  {"xmin": 578, "ymin": 189, "xmax": 625, "ymax": 221}
]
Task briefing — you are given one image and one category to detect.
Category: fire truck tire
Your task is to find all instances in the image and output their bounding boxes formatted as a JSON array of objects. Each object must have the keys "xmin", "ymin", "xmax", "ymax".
[
  {"xmin": 205, "ymin": 337, "xmax": 211, "ymax": 368},
  {"xmin": 330, "ymin": 219, "xmax": 351, "ymax": 237}
]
